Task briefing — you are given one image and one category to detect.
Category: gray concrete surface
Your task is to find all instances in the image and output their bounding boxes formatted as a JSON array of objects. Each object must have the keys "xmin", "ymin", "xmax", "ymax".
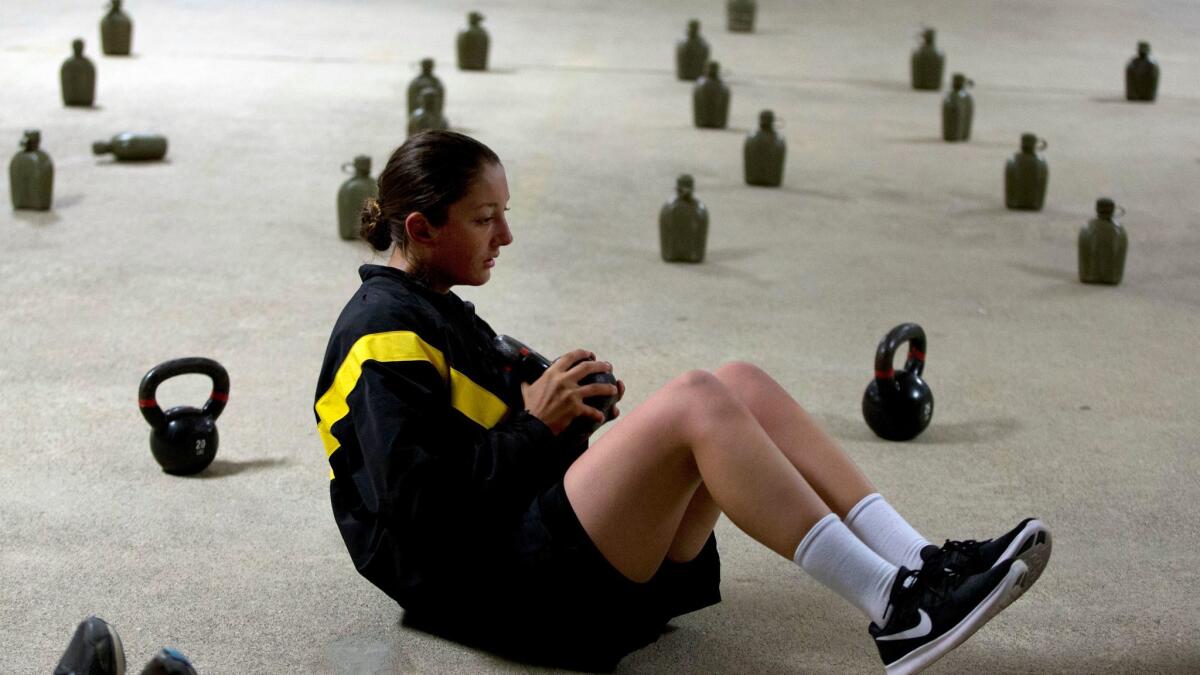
[{"xmin": 3, "ymin": 0, "xmax": 1199, "ymax": 673}]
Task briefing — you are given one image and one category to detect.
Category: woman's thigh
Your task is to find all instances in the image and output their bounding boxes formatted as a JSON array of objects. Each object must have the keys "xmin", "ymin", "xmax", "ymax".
[
  {"xmin": 711, "ymin": 360, "xmax": 874, "ymax": 516},
  {"xmin": 563, "ymin": 369, "xmax": 734, "ymax": 583}
]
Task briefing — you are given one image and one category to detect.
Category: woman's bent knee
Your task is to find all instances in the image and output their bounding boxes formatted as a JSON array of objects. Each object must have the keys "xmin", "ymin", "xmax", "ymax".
[
  {"xmin": 672, "ymin": 368, "xmax": 720, "ymax": 389},
  {"xmin": 713, "ymin": 361, "xmax": 797, "ymax": 413},
  {"xmin": 668, "ymin": 369, "xmax": 746, "ymax": 438},
  {"xmin": 668, "ymin": 370, "xmax": 731, "ymax": 408},
  {"xmin": 713, "ymin": 360, "xmax": 769, "ymax": 387}
]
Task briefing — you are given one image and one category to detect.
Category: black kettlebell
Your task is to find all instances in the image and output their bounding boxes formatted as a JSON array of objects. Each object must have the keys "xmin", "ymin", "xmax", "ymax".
[
  {"xmin": 862, "ymin": 323, "xmax": 933, "ymax": 441},
  {"xmin": 492, "ymin": 335, "xmax": 618, "ymax": 438},
  {"xmin": 138, "ymin": 357, "xmax": 229, "ymax": 475}
]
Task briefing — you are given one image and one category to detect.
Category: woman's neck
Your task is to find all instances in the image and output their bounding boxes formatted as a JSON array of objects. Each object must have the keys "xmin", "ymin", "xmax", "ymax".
[{"xmin": 389, "ymin": 248, "xmax": 449, "ymax": 294}]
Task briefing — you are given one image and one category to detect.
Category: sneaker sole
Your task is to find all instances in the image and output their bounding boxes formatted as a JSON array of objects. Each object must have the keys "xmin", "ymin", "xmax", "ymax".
[
  {"xmin": 104, "ymin": 620, "xmax": 126, "ymax": 675},
  {"xmin": 885, "ymin": 558, "xmax": 1030, "ymax": 675},
  {"xmin": 994, "ymin": 519, "xmax": 1052, "ymax": 593}
]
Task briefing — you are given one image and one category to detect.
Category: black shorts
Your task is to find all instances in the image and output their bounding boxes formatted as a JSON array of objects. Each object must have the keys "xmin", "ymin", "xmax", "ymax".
[{"xmin": 404, "ymin": 481, "xmax": 722, "ymax": 671}]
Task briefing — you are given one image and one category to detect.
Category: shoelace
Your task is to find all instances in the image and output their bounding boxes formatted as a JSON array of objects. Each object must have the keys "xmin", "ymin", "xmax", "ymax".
[
  {"xmin": 917, "ymin": 560, "xmax": 961, "ymax": 602},
  {"xmin": 885, "ymin": 562, "xmax": 963, "ymax": 626},
  {"xmin": 938, "ymin": 539, "xmax": 983, "ymax": 574}
]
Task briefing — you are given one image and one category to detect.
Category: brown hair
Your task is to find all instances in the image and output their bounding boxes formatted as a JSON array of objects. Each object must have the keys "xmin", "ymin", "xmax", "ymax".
[{"xmin": 360, "ymin": 130, "xmax": 501, "ymax": 252}]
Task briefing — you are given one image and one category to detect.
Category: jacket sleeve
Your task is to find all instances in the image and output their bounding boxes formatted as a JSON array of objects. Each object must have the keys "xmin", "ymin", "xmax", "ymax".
[{"xmin": 343, "ymin": 357, "xmax": 560, "ymax": 540}]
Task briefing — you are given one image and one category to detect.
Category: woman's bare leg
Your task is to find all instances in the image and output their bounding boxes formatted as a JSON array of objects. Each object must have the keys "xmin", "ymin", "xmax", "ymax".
[
  {"xmin": 664, "ymin": 482, "xmax": 721, "ymax": 563},
  {"xmin": 712, "ymin": 361, "xmax": 876, "ymax": 517},
  {"xmin": 564, "ymin": 370, "xmax": 832, "ymax": 583},
  {"xmin": 658, "ymin": 361, "xmax": 879, "ymax": 565}
]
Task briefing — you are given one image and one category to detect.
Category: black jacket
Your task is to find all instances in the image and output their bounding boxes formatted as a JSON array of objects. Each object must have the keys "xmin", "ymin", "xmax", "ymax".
[{"xmin": 314, "ymin": 264, "xmax": 588, "ymax": 611}]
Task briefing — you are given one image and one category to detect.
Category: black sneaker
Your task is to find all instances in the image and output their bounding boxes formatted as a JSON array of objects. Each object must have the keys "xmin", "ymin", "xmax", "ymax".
[
  {"xmin": 138, "ymin": 647, "xmax": 197, "ymax": 675},
  {"xmin": 921, "ymin": 518, "xmax": 1052, "ymax": 589},
  {"xmin": 54, "ymin": 615, "xmax": 126, "ymax": 675},
  {"xmin": 869, "ymin": 557, "xmax": 1032, "ymax": 675}
]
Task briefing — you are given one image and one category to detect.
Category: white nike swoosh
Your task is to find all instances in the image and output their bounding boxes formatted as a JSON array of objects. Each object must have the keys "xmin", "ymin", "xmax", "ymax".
[{"xmin": 876, "ymin": 609, "xmax": 933, "ymax": 642}]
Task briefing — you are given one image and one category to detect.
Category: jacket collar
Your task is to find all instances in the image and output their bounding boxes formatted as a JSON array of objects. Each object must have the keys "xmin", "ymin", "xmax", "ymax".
[{"xmin": 359, "ymin": 263, "xmax": 470, "ymax": 315}]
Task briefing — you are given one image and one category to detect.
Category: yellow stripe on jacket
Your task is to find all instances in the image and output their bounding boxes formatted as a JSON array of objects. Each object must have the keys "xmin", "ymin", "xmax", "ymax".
[{"xmin": 314, "ymin": 330, "xmax": 510, "ymax": 479}]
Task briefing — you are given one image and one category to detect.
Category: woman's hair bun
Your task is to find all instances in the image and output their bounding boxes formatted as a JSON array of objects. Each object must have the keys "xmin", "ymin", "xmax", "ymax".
[
  {"xmin": 366, "ymin": 131, "xmax": 501, "ymax": 256},
  {"xmin": 359, "ymin": 197, "xmax": 391, "ymax": 251}
]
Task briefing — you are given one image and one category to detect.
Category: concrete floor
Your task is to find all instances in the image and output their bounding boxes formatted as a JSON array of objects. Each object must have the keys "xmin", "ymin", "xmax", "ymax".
[{"xmin": 3, "ymin": 0, "xmax": 1199, "ymax": 673}]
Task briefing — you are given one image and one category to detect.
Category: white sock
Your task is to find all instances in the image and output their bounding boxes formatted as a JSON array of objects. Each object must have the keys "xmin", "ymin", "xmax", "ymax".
[
  {"xmin": 844, "ymin": 493, "xmax": 932, "ymax": 571},
  {"xmin": 793, "ymin": 513, "xmax": 899, "ymax": 625}
]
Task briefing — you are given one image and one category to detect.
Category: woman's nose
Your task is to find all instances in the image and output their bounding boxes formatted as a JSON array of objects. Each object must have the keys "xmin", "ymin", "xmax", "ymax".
[{"xmin": 497, "ymin": 218, "xmax": 514, "ymax": 245}]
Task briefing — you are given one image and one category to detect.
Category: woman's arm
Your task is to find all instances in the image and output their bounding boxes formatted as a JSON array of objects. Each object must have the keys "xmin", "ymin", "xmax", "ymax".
[{"xmin": 336, "ymin": 357, "xmax": 563, "ymax": 534}]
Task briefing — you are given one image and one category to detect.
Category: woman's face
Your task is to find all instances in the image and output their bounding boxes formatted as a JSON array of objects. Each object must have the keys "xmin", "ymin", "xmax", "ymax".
[{"xmin": 413, "ymin": 161, "xmax": 512, "ymax": 293}]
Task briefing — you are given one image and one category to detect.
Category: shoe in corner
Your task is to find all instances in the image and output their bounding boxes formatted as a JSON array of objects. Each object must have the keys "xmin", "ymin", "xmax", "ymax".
[
  {"xmin": 869, "ymin": 558, "xmax": 1029, "ymax": 675},
  {"xmin": 54, "ymin": 614, "xmax": 127, "ymax": 675},
  {"xmin": 138, "ymin": 647, "xmax": 198, "ymax": 675}
]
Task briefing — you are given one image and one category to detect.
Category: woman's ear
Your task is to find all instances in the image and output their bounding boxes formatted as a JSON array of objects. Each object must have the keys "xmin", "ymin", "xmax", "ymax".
[{"xmin": 404, "ymin": 211, "xmax": 436, "ymax": 245}]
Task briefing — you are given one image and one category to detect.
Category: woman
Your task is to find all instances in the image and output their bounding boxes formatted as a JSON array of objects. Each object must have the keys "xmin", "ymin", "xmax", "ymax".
[{"xmin": 313, "ymin": 131, "xmax": 1052, "ymax": 674}]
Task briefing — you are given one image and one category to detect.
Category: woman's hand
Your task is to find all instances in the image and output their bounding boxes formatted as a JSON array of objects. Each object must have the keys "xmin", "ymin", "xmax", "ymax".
[
  {"xmin": 607, "ymin": 378, "xmax": 625, "ymax": 423},
  {"xmin": 520, "ymin": 349, "xmax": 621, "ymax": 436}
]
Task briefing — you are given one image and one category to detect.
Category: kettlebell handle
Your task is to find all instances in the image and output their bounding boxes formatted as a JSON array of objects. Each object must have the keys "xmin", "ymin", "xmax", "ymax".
[
  {"xmin": 138, "ymin": 357, "xmax": 230, "ymax": 431},
  {"xmin": 493, "ymin": 335, "xmax": 552, "ymax": 382},
  {"xmin": 873, "ymin": 323, "xmax": 927, "ymax": 382},
  {"xmin": 341, "ymin": 162, "xmax": 355, "ymax": 175}
]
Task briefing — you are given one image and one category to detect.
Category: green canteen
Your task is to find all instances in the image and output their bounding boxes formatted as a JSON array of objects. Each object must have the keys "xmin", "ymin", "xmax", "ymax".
[
  {"xmin": 911, "ymin": 28, "xmax": 944, "ymax": 91},
  {"xmin": 100, "ymin": 0, "xmax": 133, "ymax": 56},
  {"xmin": 676, "ymin": 20, "xmax": 710, "ymax": 81},
  {"xmin": 693, "ymin": 61, "xmax": 731, "ymax": 129},
  {"xmin": 407, "ymin": 58, "xmax": 445, "ymax": 115},
  {"xmin": 61, "ymin": 39, "xmax": 96, "ymax": 107},
  {"xmin": 942, "ymin": 73, "xmax": 974, "ymax": 142},
  {"xmin": 1125, "ymin": 41, "xmax": 1159, "ymax": 102},
  {"xmin": 659, "ymin": 174, "xmax": 708, "ymax": 263},
  {"xmin": 744, "ymin": 109, "xmax": 786, "ymax": 187},
  {"xmin": 10, "ymin": 130, "xmax": 53, "ymax": 211},
  {"xmin": 727, "ymin": 0, "xmax": 756, "ymax": 33},
  {"xmin": 93, "ymin": 133, "xmax": 167, "ymax": 161},
  {"xmin": 1079, "ymin": 198, "xmax": 1128, "ymax": 285},
  {"xmin": 1005, "ymin": 133, "xmax": 1048, "ymax": 211},
  {"xmin": 457, "ymin": 11, "xmax": 489, "ymax": 71},
  {"xmin": 408, "ymin": 88, "xmax": 449, "ymax": 137},
  {"xmin": 338, "ymin": 155, "xmax": 378, "ymax": 240}
]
